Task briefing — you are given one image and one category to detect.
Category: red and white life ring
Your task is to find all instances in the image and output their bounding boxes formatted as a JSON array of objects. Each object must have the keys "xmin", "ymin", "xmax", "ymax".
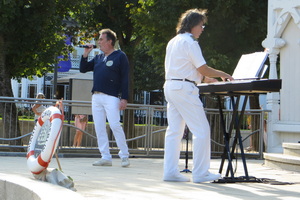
[{"xmin": 27, "ymin": 106, "xmax": 64, "ymax": 174}]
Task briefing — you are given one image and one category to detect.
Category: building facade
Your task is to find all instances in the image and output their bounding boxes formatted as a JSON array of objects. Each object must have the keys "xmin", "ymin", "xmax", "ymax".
[
  {"xmin": 10, "ymin": 46, "xmax": 161, "ymax": 105},
  {"xmin": 11, "ymin": 47, "xmax": 101, "ymax": 100},
  {"xmin": 262, "ymin": 0, "xmax": 300, "ymax": 152}
]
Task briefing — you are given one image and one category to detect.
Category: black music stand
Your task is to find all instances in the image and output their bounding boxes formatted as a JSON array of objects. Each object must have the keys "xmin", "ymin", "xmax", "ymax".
[{"xmin": 180, "ymin": 126, "xmax": 192, "ymax": 173}]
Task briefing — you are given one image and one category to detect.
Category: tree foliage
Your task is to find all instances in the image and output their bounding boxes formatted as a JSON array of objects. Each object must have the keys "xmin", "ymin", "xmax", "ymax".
[
  {"xmin": 0, "ymin": 0, "xmax": 269, "ymax": 148},
  {"xmin": 133, "ymin": 0, "xmax": 268, "ymax": 91},
  {"xmin": 0, "ymin": 0, "xmax": 268, "ymax": 94},
  {"xmin": 38, "ymin": 0, "xmax": 267, "ymax": 94},
  {"xmin": 72, "ymin": 0, "xmax": 143, "ymax": 102},
  {"xmin": 0, "ymin": 0, "xmax": 96, "ymax": 147},
  {"xmin": 132, "ymin": 0, "xmax": 195, "ymax": 92},
  {"xmin": 0, "ymin": 0, "xmax": 97, "ymax": 81},
  {"xmin": 200, "ymin": 0, "xmax": 268, "ymax": 73}
]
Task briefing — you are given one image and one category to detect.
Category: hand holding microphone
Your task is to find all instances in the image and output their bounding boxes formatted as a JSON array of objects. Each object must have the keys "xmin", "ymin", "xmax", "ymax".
[
  {"xmin": 80, "ymin": 44, "xmax": 96, "ymax": 58},
  {"xmin": 78, "ymin": 45, "xmax": 97, "ymax": 48}
]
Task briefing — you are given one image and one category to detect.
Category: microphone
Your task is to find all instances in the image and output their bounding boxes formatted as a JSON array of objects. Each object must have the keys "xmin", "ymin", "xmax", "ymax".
[{"xmin": 78, "ymin": 45, "xmax": 97, "ymax": 48}]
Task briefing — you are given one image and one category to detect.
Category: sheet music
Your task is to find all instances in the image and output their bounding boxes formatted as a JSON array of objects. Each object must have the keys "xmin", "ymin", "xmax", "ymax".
[
  {"xmin": 257, "ymin": 64, "xmax": 268, "ymax": 78},
  {"xmin": 232, "ymin": 52, "xmax": 268, "ymax": 79}
]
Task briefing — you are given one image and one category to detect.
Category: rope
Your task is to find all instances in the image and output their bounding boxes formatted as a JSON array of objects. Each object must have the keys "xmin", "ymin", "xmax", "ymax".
[{"xmin": 0, "ymin": 132, "xmax": 32, "ymax": 141}]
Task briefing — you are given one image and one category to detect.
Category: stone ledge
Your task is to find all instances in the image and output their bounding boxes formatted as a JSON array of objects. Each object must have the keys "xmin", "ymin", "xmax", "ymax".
[
  {"xmin": 264, "ymin": 159, "xmax": 300, "ymax": 173},
  {"xmin": 264, "ymin": 153, "xmax": 300, "ymax": 173},
  {"xmin": 264, "ymin": 153, "xmax": 300, "ymax": 165},
  {"xmin": 0, "ymin": 173, "xmax": 85, "ymax": 200},
  {"xmin": 283, "ymin": 143, "xmax": 300, "ymax": 156},
  {"xmin": 283, "ymin": 142, "xmax": 300, "ymax": 149}
]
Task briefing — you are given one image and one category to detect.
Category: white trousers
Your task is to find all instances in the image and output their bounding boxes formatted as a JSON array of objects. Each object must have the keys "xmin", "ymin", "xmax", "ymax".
[
  {"xmin": 163, "ymin": 81, "xmax": 211, "ymax": 177},
  {"xmin": 92, "ymin": 93, "xmax": 129, "ymax": 160}
]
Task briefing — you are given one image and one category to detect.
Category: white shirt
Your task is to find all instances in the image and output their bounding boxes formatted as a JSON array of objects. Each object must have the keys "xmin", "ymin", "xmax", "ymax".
[
  {"xmin": 165, "ymin": 33, "xmax": 206, "ymax": 84},
  {"xmin": 33, "ymin": 104, "xmax": 46, "ymax": 120}
]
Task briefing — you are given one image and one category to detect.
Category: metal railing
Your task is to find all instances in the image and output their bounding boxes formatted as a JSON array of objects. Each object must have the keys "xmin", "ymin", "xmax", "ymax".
[{"xmin": 0, "ymin": 96, "xmax": 268, "ymax": 158}]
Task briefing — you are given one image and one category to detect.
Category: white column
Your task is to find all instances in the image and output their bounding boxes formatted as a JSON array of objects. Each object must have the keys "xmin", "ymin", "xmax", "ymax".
[
  {"xmin": 262, "ymin": 38, "xmax": 285, "ymax": 153},
  {"xmin": 266, "ymin": 52, "xmax": 281, "ymax": 152},
  {"xmin": 37, "ymin": 77, "xmax": 44, "ymax": 94},
  {"xmin": 11, "ymin": 79, "xmax": 19, "ymax": 98},
  {"xmin": 21, "ymin": 78, "xmax": 28, "ymax": 98}
]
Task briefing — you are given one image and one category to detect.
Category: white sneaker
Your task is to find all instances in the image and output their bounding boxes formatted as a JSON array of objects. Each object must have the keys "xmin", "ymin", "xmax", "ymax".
[
  {"xmin": 193, "ymin": 172, "xmax": 221, "ymax": 183},
  {"xmin": 92, "ymin": 159, "xmax": 112, "ymax": 166},
  {"xmin": 121, "ymin": 157, "xmax": 130, "ymax": 167},
  {"xmin": 163, "ymin": 173, "xmax": 190, "ymax": 182}
]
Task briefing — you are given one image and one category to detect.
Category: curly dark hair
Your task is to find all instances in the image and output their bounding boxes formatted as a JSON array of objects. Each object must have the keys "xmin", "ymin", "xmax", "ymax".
[{"xmin": 176, "ymin": 9, "xmax": 207, "ymax": 34}]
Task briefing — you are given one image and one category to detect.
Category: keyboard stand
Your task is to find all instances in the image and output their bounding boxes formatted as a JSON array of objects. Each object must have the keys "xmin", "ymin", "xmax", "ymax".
[
  {"xmin": 213, "ymin": 93, "xmax": 261, "ymax": 183},
  {"xmin": 197, "ymin": 79, "xmax": 282, "ymax": 183}
]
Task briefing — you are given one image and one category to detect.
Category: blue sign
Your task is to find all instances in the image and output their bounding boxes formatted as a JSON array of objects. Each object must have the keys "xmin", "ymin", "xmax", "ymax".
[{"xmin": 57, "ymin": 36, "xmax": 72, "ymax": 72}]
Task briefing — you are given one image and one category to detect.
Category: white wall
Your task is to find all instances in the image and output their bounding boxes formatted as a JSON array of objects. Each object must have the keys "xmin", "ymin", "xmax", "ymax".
[{"xmin": 263, "ymin": 0, "xmax": 300, "ymax": 153}]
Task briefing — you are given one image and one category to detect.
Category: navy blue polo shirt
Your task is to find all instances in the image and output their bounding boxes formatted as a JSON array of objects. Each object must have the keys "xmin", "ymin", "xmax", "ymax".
[{"xmin": 79, "ymin": 50, "xmax": 129, "ymax": 100}]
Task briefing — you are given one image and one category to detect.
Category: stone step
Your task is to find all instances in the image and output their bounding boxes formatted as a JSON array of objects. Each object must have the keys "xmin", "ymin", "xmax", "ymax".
[
  {"xmin": 283, "ymin": 143, "xmax": 300, "ymax": 157},
  {"xmin": 264, "ymin": 153, "xmax": 300, "ymax": 172}
]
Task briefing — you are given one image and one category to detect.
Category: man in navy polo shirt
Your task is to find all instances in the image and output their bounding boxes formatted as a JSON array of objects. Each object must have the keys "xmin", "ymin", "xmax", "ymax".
[{"xmin": 80, "ymin": 28, "xmax": 130, "ymax": 167}]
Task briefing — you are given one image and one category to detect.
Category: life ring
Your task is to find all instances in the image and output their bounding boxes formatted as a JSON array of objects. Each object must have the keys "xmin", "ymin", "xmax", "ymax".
[{"xmin": 27, "ymin": 106, "xmax": 64, "ymax": 174}]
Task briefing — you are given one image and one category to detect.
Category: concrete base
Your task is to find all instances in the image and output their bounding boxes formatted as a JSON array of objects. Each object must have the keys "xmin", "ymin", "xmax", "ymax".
[{"xmin": 0, "ymin": 173, "xmax": 84, "ymax": 200}]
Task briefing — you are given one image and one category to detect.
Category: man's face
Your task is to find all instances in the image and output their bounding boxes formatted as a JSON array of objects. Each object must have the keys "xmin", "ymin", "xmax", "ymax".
[
  {"xmin": 97, "ymin": 33, "xmax": 111, "ymax": 51},
  {"xmin": 191, "ymin": 22, "xmax": 205, "ymax": 39}
]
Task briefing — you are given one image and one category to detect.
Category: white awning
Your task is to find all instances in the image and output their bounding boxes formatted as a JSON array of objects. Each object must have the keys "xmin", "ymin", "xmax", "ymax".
[{"xmin": 57, "ymin": 72, "xmax": 93, "ymax": 83}]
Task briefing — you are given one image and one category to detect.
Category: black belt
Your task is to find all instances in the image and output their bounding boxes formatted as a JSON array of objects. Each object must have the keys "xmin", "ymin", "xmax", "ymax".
[{"xmin": 170, "ymin": 79, "xmax": 196, "ymax": 84}]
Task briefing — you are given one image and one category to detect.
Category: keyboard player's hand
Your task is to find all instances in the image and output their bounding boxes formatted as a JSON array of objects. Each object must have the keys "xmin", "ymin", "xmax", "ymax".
[
  {"xmin": 204, "ymin": 77, "xmax": 218, "ymax": 83},
  {"xmin": 221, "ymin": 75, "xmax": 234, "ymax": 82}
]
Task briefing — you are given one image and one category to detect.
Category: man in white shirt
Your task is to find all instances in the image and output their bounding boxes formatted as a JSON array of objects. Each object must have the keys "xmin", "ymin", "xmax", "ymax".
[{"xmin": 163, "ymin": 8, "xmax": 233, "ymax": 183}]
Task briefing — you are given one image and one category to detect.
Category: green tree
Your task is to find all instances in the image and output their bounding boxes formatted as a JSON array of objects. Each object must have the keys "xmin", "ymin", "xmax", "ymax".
[
  {"xmin": 73, "ymin": 0, "xmax": 143, "ymax": 103},
  {"xmin": 72, "ymin": 0, "xmax": 267, "ymax": 95},
  {"xmin": 133, "ymin": 0, "xmax": 268, "ymax": 92},
  {"xmin": 0, "ymin": 0, "xmax": 96, "ymax": 149},
  {"xmin": 0, "ymin": 0, "xmax": 268, "ymax": 149},
  {"xmin": 132, "ymin": 0, "xmax": 268, "ymax": 152},
  {"xmin": 72, "ymin": 0, "xmax": 148, "ymax": 147}
]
